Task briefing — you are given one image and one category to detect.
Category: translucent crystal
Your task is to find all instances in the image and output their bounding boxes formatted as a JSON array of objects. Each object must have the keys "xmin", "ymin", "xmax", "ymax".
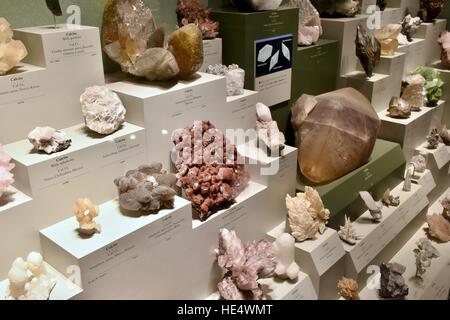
[{"xmin": 0, "ymin": 17, "xmax": 28, "ymax": 75}]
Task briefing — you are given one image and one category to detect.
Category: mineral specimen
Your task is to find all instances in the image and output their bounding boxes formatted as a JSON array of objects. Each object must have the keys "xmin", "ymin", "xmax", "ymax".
[
  {"xmin": 387, "ymin": 97, "xmax": 411, "ymax": 119},
  {"xmin": 168, "ymin": 24, "xmax": 204, "ymax": 79},
  {"xmin": 437, "ymin": 123, "xmax": 450, "ymax": 145},
  {"xmin": 418, "ymin": 0, "xmax": 444, "ymax": 23},
  {"xmin": 356, "ymin": 24, "xmax": 381, "ymax": 77},
  {"xmin": 379, "ymin": 262, "xmax": 409, "ymax": 299},
  {"xmin": 215, "ymin": 228, "xmax": 277, "ymax": 300},
  {"xmin": 441, "ymin": 193, "xmax": 450, "ymax": 222},
  {"xmin": 413, "ymin": 238, "xmax": 440, "ymax": 279},
  {"xmin": 401, "ymin": 15, "xmax": 422, "ymax": 42},
  {"xmin": 410, "ymin": 153, "xmax": 427, "ymax": 173},
  {"xmin": 0, "ymin": 145, "xmax": 14, "ymax": 199},
  {"xmin": 401, "ymin": 74, "xmax": 427, "ymax": 111},
  {"xmin": 74, "ymin": 198, "xmax": 101, "ymax": 236},
  {"xmin": 6, "ymin": 252, "xmax": 56, "ymax": 300},
  {"xmin": 28, "ymin": 127, "xmax": 71, "ymax": 155},
  {"xmin": 403, "ymin": 164, "xmax": 415, "ymax": 192},
  {"xmin": 283, "ymin": 0, "xmax": 322, "ymax": 46},
  {"xmin": 438, "ymin": 31, "xmax": 450, "ymax": 68},
  {"xmin": 256, "ymin": 103, "xmax": 285, "ymax": 156},
  {"xmin": 427, "ymin": 213, "xmax": 450, "ymax": 242},
  {"xmin": 374, "ymin": 24, "xmax": 401, "ymax": 56},
  {"xmin": 411, "ymin": 67, "xmax": 444, "ymax": 107},
  {"xmin": 317, "ymin": 0, "xmax": 360, "ymax": 18},
  {"xmin": 205, "ymin": 64, "xmax": 245, "ymax": 96},
  {"xmin": 338, "ymin": 215, "xmax": 362, "ymax": 245},
  {"xmin": 426, "ymin": 128, "xmax": 440, "ymax": 149},
  {"xmin": 360, "ymin": 191, "xmax": 383, "ymax": 222},
  {"xmin": 172, "ymin": 121, "xmax": 249, "ymax": 221},
  {"xmin": 286, "ymin": 187, "xmax": 330, "ymax": 242},
  {"xmin": 291, "ymin": 88, "xmax": 380, "ymax": 184},
  {"xmin": 114, "ymin": 163, "xmax": 177, "ymax": 213},
  {"xmin": 0, "ymin": 18, "xmax": 28, "ymax": 75},
  {"xmin": 176, "ymin": 0, "xmax": 219, "ymax": 39},
  {"xmin": 377, "ymin": 0, "xmax": 386, "ymax": 11},
  {"xmin": 80, "ymin": 86, "xmax": 126, "ymax": 135},
  {"xmin": 273, "ymin": 233, "xmax": 300, "ymax": 280},
  {"xmin": 337, "ymin": 277, "xmax": 360, "ymax": 300},
  {"xmin": 230, "ymin": 0, "xmax": 282, "ymax": 11},
  {"xmin": 45, "ymin": 0, "xmax": 62, "ymax": 16},
  {"xmin": 382, "ymin": 189, "xmax": 400, "ymax": 207}
]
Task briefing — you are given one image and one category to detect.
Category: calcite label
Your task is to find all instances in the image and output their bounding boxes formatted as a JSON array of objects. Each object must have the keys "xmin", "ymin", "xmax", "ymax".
[
  {"xmin": 311, "ymin": 231, "xmax": 345, "ymax": 275},
  {"xmin": 0, "ymin": 71, "xmax": 45, "ymax": 107},
  {"xmin": 47, "ymin": 29, "xmax": 99, "ymax": 64}
]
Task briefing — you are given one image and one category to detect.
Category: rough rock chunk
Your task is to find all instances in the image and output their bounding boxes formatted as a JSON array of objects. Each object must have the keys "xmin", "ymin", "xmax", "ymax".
[
  {"xmin": 426, "ymin": 213, "xmax": 450, "ymax": 243},
  {"xmin": 337, "ymin": 277, "xmax": 359, "ymax": 300},
  {"xmin": 379, "ymin": 262, "xmax": 409, "ymax": 299},
  {"xmin": 438, "ymin": 31, "xmax": 450, "ymax": 68},
  {"xmin": 206, "ymin": 64, "xmax": 245, "ymax": 96},
  {"xmin": 418, "ymin": 0, "xmax": 444, "ymax": 23},
  {"xmin": 356, "ymin": 24, "xmax": 381, "ymax": 78},
  {"xmin": 401, "ymin": 15, "xmax": 422, "ymax": 42},
  {"xmin": 176, "ymin": 0, "xmax": 219, "ymax": 39},
  {"xmin": 28, "ymin": 127, "xmax": 71, "ymax": 155}
]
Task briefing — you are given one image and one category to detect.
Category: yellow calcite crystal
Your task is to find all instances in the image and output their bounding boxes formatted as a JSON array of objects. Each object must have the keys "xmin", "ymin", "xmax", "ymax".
[
  {"xmin": 0, "ymin": 17, "xmax": 28, "ymax": 75},
  {"xmin": 374, "ymin": 24, "xmax": 401, "ymax": 56}
]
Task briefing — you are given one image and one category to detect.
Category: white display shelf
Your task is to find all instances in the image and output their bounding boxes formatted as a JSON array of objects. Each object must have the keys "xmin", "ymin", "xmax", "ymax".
[
  {"xmin": 359, "ymin": 188, "xmax": 450, "ymax": 300},
  {"xmin": 372, "ymin": 52, "xmax": 406, "ymax": 77},
  {"xmin": 343, "ymin": 182, "xmax": 429, "ymax": 277},
  {"xmin": 225, "ymin": 89, "xmax": 258, "ymax": 132},
  {"xmin": 206, "ymin": 271, "xmax": 318, "ymax": 300},
  {"xmin": 0, "ymin": 262, "xmax": 82, "ymax": 300},
  {"xmin": 200, "ymin": 38, "xmax": 222, "ymax": 72},
  {"xmin": 416, "ymin": 19, "xmax": 447, "ymax": 66},
  {"xmin": 416, "ymin": 142, "xmax": 450, "ymax": 171},
  {"xmin": 414, "ymin": 169, "xmax": 436, "ymax": 196},
  {"xmin": 398, "ymin": 38, "xmax": 427, "ymax": 76}
]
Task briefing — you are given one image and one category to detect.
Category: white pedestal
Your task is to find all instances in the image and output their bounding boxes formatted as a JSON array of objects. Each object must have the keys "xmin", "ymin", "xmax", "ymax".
[
  {"xmin": 0, "ymin": 262, "xmax": 82, "ymax": 300},
  {"xmin": 40, "ymin": 196, "xmax": 192, "ymax": 299},
  {"xmin": 344, "ymin": 182, "xmax": 428, "ymax": 277},
  {"xmin": 416, "ymin": 142, "xmax": 450, "ymax": 171},
  {"xmin": 414, "ymin": 169, "xmax": 437, "ymax": 196},
  {"xmin": 398, "ymin": 38, "xmax": 427, "ymax": 76},
  {"xmin": 416, "ymin": 20, "xmax": 447, "ymax": 65},
  {"xmin": 200, "ymin": 38, "xmax": 223, "ymax": 72},
  {"xmin": 225, "ymin": 89, "xmax": 259, "ymax": 132}
]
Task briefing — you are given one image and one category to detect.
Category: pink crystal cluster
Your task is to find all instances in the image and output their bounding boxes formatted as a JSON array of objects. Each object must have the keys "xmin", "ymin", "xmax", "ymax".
[
  {"xmin": 215, "ymin": 229, "xmax": 277, "ymax": 300},
  {"xmin": 0, "ymin": 145, "xmax": 14, "ymax": 198}
]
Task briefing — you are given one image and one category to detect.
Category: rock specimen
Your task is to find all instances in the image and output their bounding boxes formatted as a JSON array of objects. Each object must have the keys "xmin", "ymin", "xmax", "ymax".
[
  {"xmin": 377, "ymin": 0, "xmax": 386, "ymax": 11},
  {"xmin": 374, "ymin": 24, "xmax": 401, "ymax": 56},
  {"xmin": 80, "ymin": 86, "xmax": 126, "ymax": 135},
  {"xmin": 356, "ymin": 24, "xmax": 381, "ymax": 77},
  {"xmin": 256, "ymin": 103, "xmax": 285, "ymax": 156},
  {"xmin": 360, "ymin": 191, "xmax": 383, "ymax": 222},
  {"xmin": 418, "ymin": 0, "xmax": 444, "ymax": 23},
  {"xmin": 441, "ymin": 193, "xmax": 450, "ymax": 221},
  {"xmin": 401, "ymin": 15, "xmax": 421, "ymax": 42},
  {"xmin": 426, "ymin": 128, "xmax": 440, "ymax": 149},
  {"xmin": 291, "ymin": 88, "xmax": 380, "ymax": 184},
  {"xmin": 28, "ymin": 127, "xmax": 71, "ymax": 154},
  {"xmin": 379, "ymin": 262, "xmax": 409, "ymax": 299},
  {"xmin": 337, "ymin": 277, "xmax": 360, "ymax": 300},
  {"xmin": 74, "ymin": 198, "xmax": 101, "ymax": 236},
  {"xmin": 286, "ymin": 187, "xmax": 330, "ymax": 242},
  {"xmin": 176, "ymin": 0, "xmax": 219, "ymax": 39},
  {"xmin": 6, "ymin": 252, "xmax": 56, "ymax": 300},
  {"xmin": 231, "ymin": 0, "xmax": 282, "ymax": 11},
  {"xmin": 172, "ymin": 121, "xmax": 249, "ymax": 221},
  {"xmin": 410, "ymin": 153, "xmax": 427, "ymax": 173},
  {"xmin": 283, "ymin": 0, "xmax": 322, "ymax": 46},
  {"xmin": 387, "ymin": 97, "xmax": 411, "ymax": 119},
  {"xmin": 317, "ymin": 0, "xmax": 359, "ymax": 18},
  {"xmin": 168, "ymin": 24, "xmax": 204, "ymax": 79},
  {"xmin": 403, "ymin": 164, "xmax": 415, "ymax": 192},
  {"xmin": 426, "ymin": 213, "xmax": 450, "ymax": 242},
  {"xmin": 0, "ymin": 18, "xmax": 28, "ymax": 75},
  {"xmin": 437, "ymin": 123, "xmax": 450, "ymax": 145},
  {"xmin": 401, "ymin": 74, "xmax": 427, "ymax": 111},
  {"xmin": 411, "ymin": 67, "xmax": 444, "ymax": 107},
  {"xmin": 338, "ymin": 215, "xmax": 362, "ymax": 245},
  {"xmin": 438, "ymin": 31, "xmax": 450, "ymax": 68},
  {"xmin": 382, "ymin": 188, "xmax": 400, "ymax": 207},
  {"xmin": 0, "ymin": 145, "xmax": 14, "ymax": 198},
  {"xmin": 413, "ymin": 238, "xmax": 440, "ymax": 279},
  {"xmin": 215, "ymin": 228, "xmax": 277, "ymax": 300},
  {"xmin": 273, "ymin": 233, "xmax": 300, "ymax": 280},
  {"xmin": 45, "ymin": 0, "xmax": 63, "ymax": 17},
  {"xmin": 114, "ymin": 163, "xmax": 177, "ymax": 213},
  {"xmin": 205, "ymin": 64, "xmax": 245, "ymax": 96}
]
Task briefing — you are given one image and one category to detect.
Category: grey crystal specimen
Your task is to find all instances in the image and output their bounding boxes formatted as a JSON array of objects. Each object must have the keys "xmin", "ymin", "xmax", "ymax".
[
  {"xmin": 410, "ymin": 153, "xmax": 427, "ymax": 173},
  {"xmin": 427, "ymin": 128, "xmax": 440, "ymax": 149},
  {"xmin": 282, "ymin": 0, "xmax": 322, "ymax": 46},
  {"xmin": 401, "ymin": 15, "xmax": 422, "ymax": 42},
  {"xmin": 28, "ymin": 127, "xmax": 71, "ymax": 155},
  {"xmin": 338, "ymin": 215, "xmax": 362, "ymax": 245},
  {"xmin": 379, "ymin": 262, "xmax": 409, "ymax": 299},
  {"xmin": 413, "ymin": 238, "xmax": 440, "ymax": 279},
  {"xmin": 206, "ymin": 64, "xmax": 245, "ymax": 96}
]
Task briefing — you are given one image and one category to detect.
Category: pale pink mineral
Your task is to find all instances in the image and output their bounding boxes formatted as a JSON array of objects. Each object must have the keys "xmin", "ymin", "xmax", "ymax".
[
  {"xmin": 0, "ymin": 144, "xmax": 14, "ymax": 198},
  {"xmin": 27, "ymin": 127, "xmax": 72, "ymax": 154},
  {"xmin": 438, "ymin": 31, "xmax": 450, "ymax": 68}
]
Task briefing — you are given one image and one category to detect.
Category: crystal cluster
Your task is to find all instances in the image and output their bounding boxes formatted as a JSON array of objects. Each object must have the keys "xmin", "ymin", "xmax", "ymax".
[
  {"xmin": 317, "ymin": 0, "xmax": 359, "ymax": 17},
  {"xmin": 273, "ymin": 233, "xmax": 300, "ymax": 280},
  {"xmin": 0, "ymin": 144, "xmax": 14, "ymax": 199},
  {"xmin": 401, "ymin": 15, "xmax": 422, "ymax": 43},
  {"xmin": 382, "ymin": 189, "xmax": 400, "ymax": 207},
  {"xmin": 413, "ymin": 238, "xmax": 440, "ymax": 279},
  {"xmin": 437, "ymin": 123, "xmax": 450, "ymax": 145},
  {"xmin": 215, "ymin": 228, "xmax": 277, "ymax": 300},
  {"xmin": 338, "ymin": 215, "xmax": 362, "ymax": 245},
  {"xmin": 387, "ymin": 97, "xmax": 411, "ymax": 119},
  {"xmin": 291, "ymin": 88, "xmax": 380, "ymax": 184},
  {"xmin": 176, "ymin": 0, "xmax": 219, "ymax": 39},
  {"xmin": 74, "ymin": 198, "xmax": 101, "ymax": 236},
  {"xmin": 6, "ymin": 252, "xmax": 56, "ymax": 300},
  {"xmin": 360, "ymin": 191, "xmax": 383, "ymax": 222},
  {"xmin": 283, "ymin": 0, "xmax": 322, "ymax": 46},
  {"xmin": 427, "ymin": 213, "xmax": 450, "ymax": 242},
  {"xmin": 256, "ymin": 103, "xmax": 285, "ymax": 156},
  {"xmin": 231, "ymin": 0, "xmax": 282, "ymax": 11},
  {"xmin": 401, "ymin": 74, "xmax": 427, "ymax": 111},
  {"xmin": 418, "ymin": 0, "xmax": 444, "ymax": 23},
  {"xmin": 286, "ymin": 187, "xmax": 330, "ymax": 242},
  {"xmin": 205, "ymin": 64, "xmax": 245, "ymax": 96},
  {"xmin": 410, "ymin": 153, "xmax": 427, "ymax": 173},
  {"xmin": 0, "ymin": 17, "xmax": 28, "ymax": 75},
  {"xmin": 438, "ymin": 31, "xmax": 450, "ymax": 68},
  {"xmin": 441, "ymin": 193, "xmax": 450, "ymax": 221},
  {"xmin": 172, "ymin": 121, "xmax": 249, "ymax": 221},
  {"xmin": 374, "ymin": 24, "xmax": 401, "ymax": 56},
  {"xmin": 411, "ymin": 67, "xmax": 444, "ymax": 107},
  {"xmin": 28, "ymin": 127, "xmax": 71, "ymax": 154},
  {"xmin": 379, "ymin": 262, "xmax": 409, "ymax": 299},
  {"xmin": 80, "ymin": 86, "xmax": 126, "ymax": 135},
  {"xmin": 356, "ymin": 24, "xmax": 381, "ymax": 78},
  {"xmin": 426, "ymin": 128, "xmax": 440, "ymax": 149},
  {"xmin": 337, "ymin": 277, "xmax": 359, "ymax": 300},
  {"xmin": 102, "ymin": 0, "xmax": 203, "ymax": 81},
  {"xmin": 114, "ymin": 163, "xmax": 177, "ymax": 213}
]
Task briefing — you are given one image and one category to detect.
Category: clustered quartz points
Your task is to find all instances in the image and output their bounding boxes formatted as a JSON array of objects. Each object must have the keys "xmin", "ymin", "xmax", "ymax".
[
  {"xmin": 0, "ymin": 144, "xmax": 14, "ymax": 198},
  {"xmin": 215, "ymin": 228, "xmax": 277, "ymax": 300},
  {"xmin": 172, "ymin": 121, "xmax": 249, "ymax": 221},
  {"xmin": 205, "ymin": 64, "xmax": 245, "ymax": 96}
]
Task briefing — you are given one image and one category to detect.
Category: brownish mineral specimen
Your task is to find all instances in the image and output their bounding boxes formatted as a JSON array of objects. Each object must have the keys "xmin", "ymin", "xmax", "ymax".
[
  {"xmin": 438, "ymin": 30, "xmax": 450, "ymax": 68},
  {"xmin": 45, "ymin": 0, "xmax": 63, "ymax": 16},
  {"xmin": 418, "ymin": 0, "xmax": 444, "ymax": 23},
  {"xmin": 356, "ymin": 24, "xmax": 381, "ymax": 78},
  {"xmin": 176, "ymin": 0, "xmax": 219, "ymax": 39},
  {"xmin": 426, "ymin": 213, "xmax": 450, "ymax": 243},
  {"xmin": 172, "ymin": 121, "xmax": 249, "ymax": 221},
  {"xmin": 291, "ymin": 88, "xmax": 381, "ymax": 184},
  {"xmin": 337, "ymin": 277, "xmax": 360, "ymax": 300}
]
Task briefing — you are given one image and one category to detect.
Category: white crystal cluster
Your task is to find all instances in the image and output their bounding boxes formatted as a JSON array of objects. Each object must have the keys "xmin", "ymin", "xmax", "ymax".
[
  {"xmin": 338, "ymin": 215, "xmax": 362, "ymax": 245},
  {"xmin": 256, "ymin": 102, "xmax": 285, "ymax": 156},
  {"xmin": 0, "ymin": 144, "xmax": 14, "ymax": 198},
  {"xmin": 206, "ymin": 64, "xmax": 245, "ymax": 96},
  {"xmin": 283, "ymin": 0, "xmax": 322, "ymax": 46},
  {"xmin": 28, "ymin": 127, "xmax": 72, "ymax": 154},
  {"xmin": 273, "ymin": 233, "xmax": 300, "ymax": 280}
]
